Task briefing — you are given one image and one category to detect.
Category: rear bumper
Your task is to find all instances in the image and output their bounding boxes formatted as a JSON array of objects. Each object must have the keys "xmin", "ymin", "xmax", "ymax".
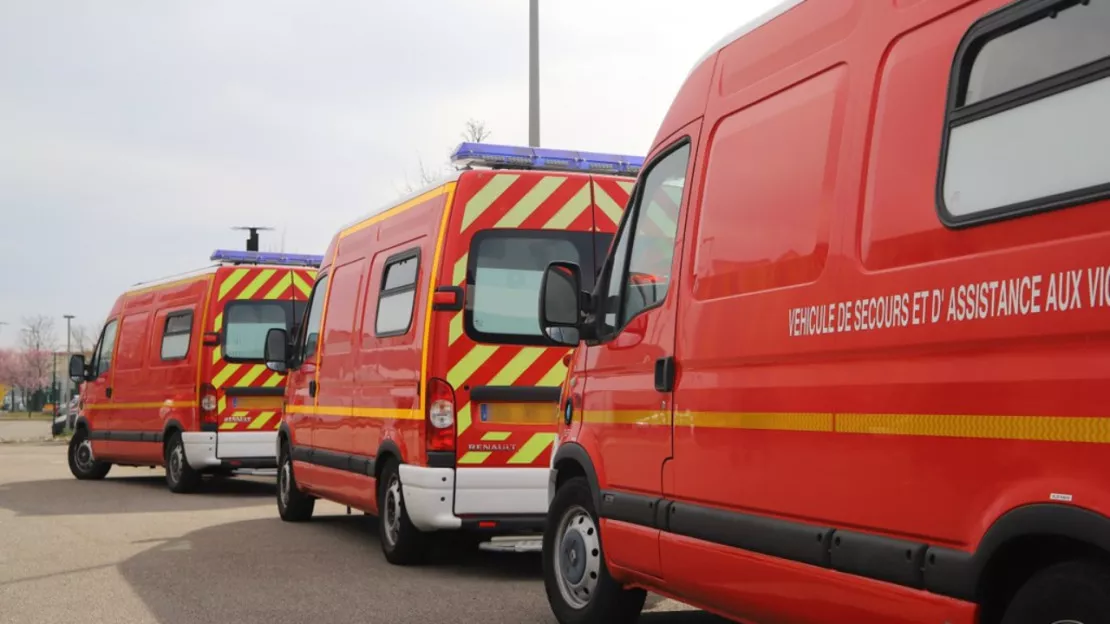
[
  {"xmin": 181, "ymin": 431, "xmax": 278, "ymax": 471},
  {"xmin": 398, "ymin": 465, "xmax": 548, "ymax": 533}
]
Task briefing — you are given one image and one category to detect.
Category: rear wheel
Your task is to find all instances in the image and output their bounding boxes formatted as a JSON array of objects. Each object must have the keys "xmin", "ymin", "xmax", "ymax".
[
  {"xmin": 68, "ymin": 428, "xmax": 111, "ymax": 480},
  {"xmin": 164, "ymin": 432, "xmax": 200, "ymax": 494},
  {"xmin": 1000, "ymin": 559, "xmax": 1110, "ymax": 624},
  {"xmin": 276, "ymin": 442, "xmax": 314, "ymax": 522},
  {"xmin": 544, "ymin": 476, "xmax": 645, "ymax": 624},
  {"xmin": 377, "ymin": 460, "xmax": 427, "ymax": 565}
]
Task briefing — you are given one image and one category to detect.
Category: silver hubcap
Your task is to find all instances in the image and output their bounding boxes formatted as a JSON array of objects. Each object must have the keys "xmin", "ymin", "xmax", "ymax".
[
  {"xmin": 168, "ymin": 443, "xmax": 183, "ymax": 483},
  {"xmin": 554, "ymin": 505, "xmax": 602, "ymax": 609},
  {"xmin": 74, "ymin": 440, "xmax": 95, "ymax": 472},
  {"xmin": 383, "ymin": 475, "xmax": 402, "ymax": 547},
  {"xmin": 279, "ymin": 460, "xmax": 291, "ymax": 508}
]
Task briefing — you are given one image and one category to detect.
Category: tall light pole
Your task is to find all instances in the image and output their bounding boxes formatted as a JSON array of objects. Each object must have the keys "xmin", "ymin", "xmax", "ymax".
[
  {"xmin": 63, "ymin": 315, "xmax": 75, "ymax": 406},
  {"xmin": 529, "ymin": 0, "xmax": 540, "ymax": 147}
]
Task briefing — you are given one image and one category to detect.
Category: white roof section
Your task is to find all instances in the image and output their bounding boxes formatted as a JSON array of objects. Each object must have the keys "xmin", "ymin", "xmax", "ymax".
[
  {"xmin": 686, "ymin": 0, "xmax": 808, "ymax": 79},
  {"xmin": 126, "ymin": 265, "xmax": 219, "ymax": 292},
  {"xmin": 335, "ymin": 169, "xmax": 465, "ymax": 239}
]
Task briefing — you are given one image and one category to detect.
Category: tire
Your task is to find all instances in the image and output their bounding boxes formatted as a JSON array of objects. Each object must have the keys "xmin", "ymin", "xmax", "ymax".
[
  {"xmin": 1001, "ymin": 559, "xmax": 1110, "ymax": 624},
  {"xmin": 277, "ymin": 442, "xmax": 314, "ymax": 522},
  {"xmin": 164, "ymin": 432, "xmax": 201, "ymax": 494},
  {"xmin": 68, "ymin": 428, "xmax": 111, "ymax": 480},
  {"xmin": 377, "ymin": 459, "xmax": 427, "ymax": 565},
  {"xmin": 543, "ymin": 476, "xmax": 646, "ymax": 624}
]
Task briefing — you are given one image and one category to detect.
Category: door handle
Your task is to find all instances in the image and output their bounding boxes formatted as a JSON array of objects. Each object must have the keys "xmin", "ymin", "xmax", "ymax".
[
  {"xmin": 654, "ymin": 356, "xmax": 675, "ymax": 393},
  {"xmin": 309, "ymin": 380, "xmax": 317, "ymax": 398},
  {"xmin": 105, "ymin": 387, "xmax": 113, "ymax": 399}
]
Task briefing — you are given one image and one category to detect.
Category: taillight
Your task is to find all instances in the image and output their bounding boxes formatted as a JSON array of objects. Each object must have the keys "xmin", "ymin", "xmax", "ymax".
[
  {"xmin": 426, "ymin": 377, "xmax": 455, "ymax": 452},
  {"xmin": 200, "ymin": 383, "xmax": 218, "ymax": 425}
]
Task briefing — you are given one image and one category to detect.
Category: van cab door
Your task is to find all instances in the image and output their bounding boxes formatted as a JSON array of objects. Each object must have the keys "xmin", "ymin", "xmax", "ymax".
[
  {"xmin": 577, "ymin": 136, "xmax": 695, "ymax": 578},
  {"xmin": 84, "ymin": 318, "xmax": 120, "ymax": 457},
  {"xmin": 287, "ymin": 272, "xmax": 329, "ymax": 452}
]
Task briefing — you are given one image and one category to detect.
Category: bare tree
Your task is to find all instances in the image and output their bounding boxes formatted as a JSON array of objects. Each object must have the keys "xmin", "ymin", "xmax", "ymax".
[
  {"xmin": 461, "ymin": 118, "xmax": 491, "ymax": 143},
  {"xmin": 69, "ymin": 324, "xmax": 96, "ymax": 355},
  {"xmin": 18, "ymin": 316, "xmax": 56, "ymax": 414}
]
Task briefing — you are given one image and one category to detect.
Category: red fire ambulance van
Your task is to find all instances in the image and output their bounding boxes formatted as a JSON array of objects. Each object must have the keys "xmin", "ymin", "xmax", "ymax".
[
  {"xmin": 68, "ymin": 250, "xmax": 318, "ymax": 493},
  {"xmin": 536, "ymin": 0, "xmax": 1110, "ymax": 622},
  {"xmin": 262, "ymin": 142, "xmax": 638, "ymax": 564}
]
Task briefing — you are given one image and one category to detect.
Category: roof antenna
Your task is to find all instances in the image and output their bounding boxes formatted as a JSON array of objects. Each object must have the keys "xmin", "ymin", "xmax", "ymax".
[{"xmin": 232, "ymin": 226, "xmax": 274, "ymax": 252}]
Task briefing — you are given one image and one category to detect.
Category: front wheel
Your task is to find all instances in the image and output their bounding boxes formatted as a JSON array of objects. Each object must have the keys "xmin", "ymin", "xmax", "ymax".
[
  {"xmin": 164, "ymin": 432, "xmax": 201, "ymax": 494},
  {"xmin": 277, "ymin": 443, "xmax": 315, "ymax": 522},
  {"xmin": 1001, "ymin": 559, "xmax": 1110, "ymax": 624},
  {"xmin": 68, "ymin": 428, "xmax": 111, "ymax": 480},
  {"xmin": 543, "ymin": 476, "xmax": 645, "ymax": 624},
  {"xmin": 377, "ymin": 460, "xmax": 427, "ymax": 565}
]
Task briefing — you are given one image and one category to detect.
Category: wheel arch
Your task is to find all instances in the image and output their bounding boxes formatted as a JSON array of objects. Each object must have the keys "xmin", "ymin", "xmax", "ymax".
[
  {"xmin": 551, "ymin": 441, "xmax": 601, "ymax": 511},
  {"xmin": 373, "ymin": 438, "xmax": 404, "ymax": 483},
  {"xmin": 161, "ymin": 419, "xmax": 184, "ymax": 454}
]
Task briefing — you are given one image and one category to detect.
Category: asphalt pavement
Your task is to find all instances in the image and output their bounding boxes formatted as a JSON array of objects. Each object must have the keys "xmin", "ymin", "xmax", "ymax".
[{"xmin": 0, "ymin": 443, "xmax": 726, "ymax": 624}]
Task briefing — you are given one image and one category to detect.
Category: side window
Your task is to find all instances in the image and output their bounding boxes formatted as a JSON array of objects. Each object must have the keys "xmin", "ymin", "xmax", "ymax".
[
  {"xmin": 92, "ymin": 320, "xmax": 119, "ymax": 378},
  {"xmin": 599, "ymin": 143, "xmax": 691, "ymax": 333},
  {"xmin": 375, "ymin": 251, "xmax": 419, "ymax": 337},
  {"xmin": 940, "ymin": 0, "xmax": 1110, "ymax": 225},
  {"xmin": 300, "ymin": 274, "xmax": 329, "ymax": 360},
  {"xmin": 160, "ymin": 310, "xmax": 193, "ymax": 360}
]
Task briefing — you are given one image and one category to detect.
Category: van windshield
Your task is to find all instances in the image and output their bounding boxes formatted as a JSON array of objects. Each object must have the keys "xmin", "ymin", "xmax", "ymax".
[
  {"xmin": 465, "ymin": 229, "xmax": 611, "ymax": 346},
  {"xmin": 223, "ymin": 300, "xmax": 304, "ymax": 361}
]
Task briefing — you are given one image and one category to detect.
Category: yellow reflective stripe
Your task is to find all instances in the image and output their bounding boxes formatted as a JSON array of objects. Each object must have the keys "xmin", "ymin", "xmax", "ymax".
[
  {"xmin": 447, "ymin": 345, "xmax": 498, "ymax": 389},
  {"xmin": 237, "ymin": 269, "xmax": 277, "ymax": 300},
  {"xmin": 218, "ymin": 269, "xmax": 249, "ymax": 300},
  {"xmin": 487, "ymin": 348, "xmax": 543, "ymax": 387},
  {"xmin": 248, "ymin": 411, "xmax": 276, "ymax": 430},
  {"xmin": 263, "ymin": 276, "xmax": 290, "ymax": 300},
  {"xmin": 481, "ymin": 431, "xmax": 511, "ymax": 441},
  {"xmin": 350, "ymin": 407, "xmax": 422, "ymax": 420},
  {"xmin": 213, "ymin": 312, "xmax": 224, "ymax": 332},
  {"xmin": 456, "ymin": 402, "xmax": 473, "ymax": 436},
  {"xmin": 592, "ymin": 181, "xmax": 624, "ymax": 226},
  {"xmin": 218, "ymin": 396, "xmax": 227, "ymax": 415},
  {"xmin": 453, "ymin": 254, "xmax": 468, "ymax": 286},
  {"xmin": 292, "ymin": 272, "xmax": 313, "ymax": 298},
  {"xmin": 508, "ymin": 432, "xmax": 557, "ymax": 465},
  {"xmin": 449, "ymin": 312, "xmax": 464, "ymax": 346},
  {"xmin": 212, "ymin": 345, "xmax": 222, "ymax": 364},
  {"xmin": 212, "ymin": 363, "xmax": 241, "ymax": 389},
  {"xmin": 543, "ymin": 183, "xmax": 592, "ymax": 230},
  {"xmin": 495, "ymin": 176, "xmax": 565, "ymax": 228},
  {"xmin": 84, "ymin": 401, "xmax": 198, "ymax": 410},
  {"xmin": 459, "ymin": 451, "xmax": 491, "ymax": 464},
  {"xmin": 616, "ymin": 180, "xmax": 635, "ymax": 194},
  {"xmin": 460, "ymin": 174, "xmax": 518, "ymax": 232},
  {"xmin": 262, "ymin": 371, "xmax": 284, "ymax": 388},
  {"xmin": 234, "ymin": 365, "xmax": 266, "ymax": 388},
  {"xmin": 537, "ymin": 359, "xmax": 569, "ymax": 387},
  {"xmin": 219, "ymin": 422, "xmax": 238, "ymax": 430}
]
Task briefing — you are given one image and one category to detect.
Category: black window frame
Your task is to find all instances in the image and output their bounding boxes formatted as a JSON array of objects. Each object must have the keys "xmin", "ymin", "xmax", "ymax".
[
  {"xmin": 592, "ymin": 138, "xmax": 691, "ymax": 342},
  {"xmin": 463, "ymin": 228, "xmax": 612, "ymax": 347},
  {"xmin": 374, "ymin": 248, "xmax": 421, "ymax": 338},
  {"xmin": 296, "ymin": 272, "xmax": 329, "ymax": 364},
  {"xmin": 159, "ymin": 309, "xmax": 194, "ymax": 362},
  {"xmin": 221, "ymin": 300, "xmax": 298, "ymax": 364},
  {"xmin": 91, "ymin": 318, "xmax": 119, "ymax": 379},
  {"xmin": 936, "ymin": 0, "xmax": 1110, "ymax": 229}
]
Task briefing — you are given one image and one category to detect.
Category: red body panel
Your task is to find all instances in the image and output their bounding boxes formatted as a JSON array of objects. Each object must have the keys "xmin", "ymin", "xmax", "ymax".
[{"xmin": 559, "ymin": 0, "xmax": 1110, "ymax": 621}]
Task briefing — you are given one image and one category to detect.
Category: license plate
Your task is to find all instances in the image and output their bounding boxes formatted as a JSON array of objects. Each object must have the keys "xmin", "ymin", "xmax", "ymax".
[
  {"xmin": 478, "ymin": 402, "xmax": 555, "ymax": 425},
  {"xmin": 230, "ymin": 396, "xmax": 282, "ymax": 410}
]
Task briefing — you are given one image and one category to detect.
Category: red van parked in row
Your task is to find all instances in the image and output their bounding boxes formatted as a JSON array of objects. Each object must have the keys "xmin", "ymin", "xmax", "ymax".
[
  {"xmin": 537, "ymin": 0, "xmax": 1110, "ymax": 622},
  {"xmin": 69, "ymin": 249, "xmax": 318, "ymax": 492},
  {"xmin": 263, "ymin": 142, "xmax": 638, "ymax": 564}
]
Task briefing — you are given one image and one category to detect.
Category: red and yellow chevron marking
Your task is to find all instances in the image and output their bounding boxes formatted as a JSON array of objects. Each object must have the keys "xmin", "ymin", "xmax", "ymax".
[
  {"xmin": 440, "ymin": 172, "xmax": 633, "ymax": 468},
  {"xmin": 207, "ymin": 265, "xmax": 317, "ymax": 432}
]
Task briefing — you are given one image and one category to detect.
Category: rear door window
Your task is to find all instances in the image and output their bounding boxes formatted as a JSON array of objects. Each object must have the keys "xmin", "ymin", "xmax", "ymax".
[{"xmin": 223, "ymin": 301, "xmax": 294, "ymax": 361}]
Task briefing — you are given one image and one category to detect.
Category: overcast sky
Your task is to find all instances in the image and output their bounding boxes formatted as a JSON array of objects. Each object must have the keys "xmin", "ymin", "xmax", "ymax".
[{"xmin": 0, "ymin": 0, "xmax": 777, "ymax": 348}]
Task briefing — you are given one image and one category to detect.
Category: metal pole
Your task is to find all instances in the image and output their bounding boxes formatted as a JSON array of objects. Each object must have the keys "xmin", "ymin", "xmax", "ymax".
[
  {"xmin": 529, "ymin": 0, "xmax": 540, "ymax": 147},
  {"xmin": 63, "ymin": 315, "xmax": 74, "ymax": 406}
]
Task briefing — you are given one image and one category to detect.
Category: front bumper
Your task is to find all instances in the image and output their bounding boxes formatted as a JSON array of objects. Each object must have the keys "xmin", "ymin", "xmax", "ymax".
[{"xmin": 181, "ymin": 431, "xmax": 278, "ymax": 471}]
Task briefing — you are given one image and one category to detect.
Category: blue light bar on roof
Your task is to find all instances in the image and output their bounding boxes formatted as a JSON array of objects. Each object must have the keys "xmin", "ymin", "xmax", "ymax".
[
  {"xmin": 210, "ymin": 249, "xmax": 324, "ymax": 268},
  {"xmin": 451, "ymin": 142, "xmax": 644, "ymax": 176}
]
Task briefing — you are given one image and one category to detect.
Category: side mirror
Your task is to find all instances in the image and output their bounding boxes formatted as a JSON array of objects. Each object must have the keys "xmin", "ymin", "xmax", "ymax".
[
  {"xmin": 539, "ymin": 261, "xmax": 583, "ymax": 347},
  {"xmin": 68, "ymin": 354, "xmax": 87, "ymax": 381},
  {"xmin": 264, "ymin": 327, "xmax": 289, "ymax": 373}
]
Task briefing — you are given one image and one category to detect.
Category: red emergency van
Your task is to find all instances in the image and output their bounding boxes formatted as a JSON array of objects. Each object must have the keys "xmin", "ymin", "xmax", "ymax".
[
  {"xmin": 262, "ymin": 142, "xmax": 638, "ymax": 564},
  {"xmin": 68, "ymin": 249, "xmax": 318, "ymax": 493},
  {"xmin": 536, "ymin": 0, "xmax": 1110, "ymax": 622}
]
